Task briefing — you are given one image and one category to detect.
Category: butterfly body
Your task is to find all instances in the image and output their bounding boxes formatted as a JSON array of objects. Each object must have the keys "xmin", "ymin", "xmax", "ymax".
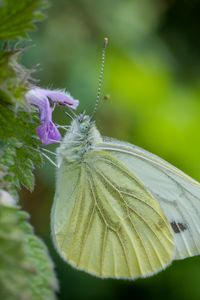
[{"xmin": 57, "ymin": 114, "xmax": 102, "ymax": 165}]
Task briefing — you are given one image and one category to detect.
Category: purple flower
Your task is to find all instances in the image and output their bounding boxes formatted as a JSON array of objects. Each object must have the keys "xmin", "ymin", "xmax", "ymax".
[{"xmin": 25, "ymin": 87, "xmax": 79, "ymax": 144}]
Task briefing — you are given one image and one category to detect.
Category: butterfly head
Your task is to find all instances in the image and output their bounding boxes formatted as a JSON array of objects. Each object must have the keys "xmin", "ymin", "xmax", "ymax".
[{"xmin": 77, "ymin": 113, "xmax": 91, "ymax": 134}]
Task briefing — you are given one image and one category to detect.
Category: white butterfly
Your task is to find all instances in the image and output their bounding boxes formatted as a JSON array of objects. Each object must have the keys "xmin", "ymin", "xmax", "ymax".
[
  {"xmin": 51, "ymin": 112, "xmax": 200, "ymax": 279},
  {"xmin": 51, "ymin": 39, "xmax": 200, "ymax": 280}
]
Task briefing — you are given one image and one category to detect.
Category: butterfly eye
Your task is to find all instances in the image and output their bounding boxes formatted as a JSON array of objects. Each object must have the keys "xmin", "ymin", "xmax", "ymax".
[{"xmin": 79, "ymin": 122, "xmax": 89, "ymax": 133}]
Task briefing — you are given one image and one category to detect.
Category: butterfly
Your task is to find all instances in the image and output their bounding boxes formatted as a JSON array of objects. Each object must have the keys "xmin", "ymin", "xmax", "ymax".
[{"xmin": 51, "ymin": 39, "xmax": 200, "ymax": 280}]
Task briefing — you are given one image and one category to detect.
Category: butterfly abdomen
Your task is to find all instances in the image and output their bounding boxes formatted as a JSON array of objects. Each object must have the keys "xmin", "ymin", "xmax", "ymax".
[{"xmin": 57, "ymin": 114, "xmax": 102, "ymax": 164}]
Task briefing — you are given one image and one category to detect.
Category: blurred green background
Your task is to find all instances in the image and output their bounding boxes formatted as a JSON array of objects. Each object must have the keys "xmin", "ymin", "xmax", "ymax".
[{"xmin": 20, "ymin": 0, "xmax": 200, "ymax": 299}]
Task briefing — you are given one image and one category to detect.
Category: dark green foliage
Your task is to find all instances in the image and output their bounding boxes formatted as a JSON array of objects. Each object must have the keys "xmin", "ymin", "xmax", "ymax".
[
  {"xmin": 0, "ymin": 1, "xmax": 58, "ymax": 299},
  {"xmin": 0, "ymin": 203, "xmax": 58, "ymax": 300},
  {"xmin": 0, "ymin": 1, "xmax": 46, "ymax": 195},
  {"xmin": 0, "ymin": 48, "xmax": 43, "ymax": 196},
  {"xmin": 0, "ymin": 0, "xmax": 48, "ymax": 40},
  {"xmin": 0, "ymin": 105, "xmax": 43, "ymax": 195},
  {"xmin": 0, "ymin": 49, "xmax": 32, "ymax": 104}
]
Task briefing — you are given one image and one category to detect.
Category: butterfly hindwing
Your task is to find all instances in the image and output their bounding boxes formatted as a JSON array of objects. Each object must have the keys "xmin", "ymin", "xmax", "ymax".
[
  {"xmin": 51, "ymin": 150, "xmax": 174, "ymax": 279},
  {"xmin": 94, "ymin": 137, "xmax": 200, "ymax": 259}
]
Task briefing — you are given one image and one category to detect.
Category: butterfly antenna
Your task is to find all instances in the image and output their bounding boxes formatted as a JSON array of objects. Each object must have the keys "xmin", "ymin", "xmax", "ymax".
[{"xmin": 91, "ymin": 37, "xmax": 108, "ymax": 119}]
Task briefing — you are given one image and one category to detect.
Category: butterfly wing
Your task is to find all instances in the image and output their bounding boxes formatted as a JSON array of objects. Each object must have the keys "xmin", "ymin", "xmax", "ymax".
[
  {"xmin": 51, "ymin": 150, "xmax": 174, "ymax": 279},
  {"xmin": 93, "ymin": 137, "xmax": 200, "ymax": 260}
]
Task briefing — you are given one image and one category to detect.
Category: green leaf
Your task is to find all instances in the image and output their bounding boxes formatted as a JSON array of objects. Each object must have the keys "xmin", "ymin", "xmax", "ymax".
[
  {"xmin": 0, "ymin": 1, "xmax": 58, "ymax": 299},
  {"xmin": 0, "ymin": 47, "xmax": 43, "ymax": 196},
  {"xmin": 0, "ymin": 48, "xmax": 34, "ymax": 105},
  {"xmin": 0, "ymin": 0, "xmax": 47, "ymax": 196},
  {"xmin": 0, "ymin": 105, "xmax": 43, "ymax": 196},
  {"xmin": 0, "ymin": 0, "xmax": 48, "ymax": 40},
  {"xmin": 0, "ymin": 197, "xmax": 58, "ymax": 300}
]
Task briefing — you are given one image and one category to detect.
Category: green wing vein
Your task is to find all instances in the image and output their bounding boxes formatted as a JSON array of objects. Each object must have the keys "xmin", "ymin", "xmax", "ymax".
[{"xmin": 52, "ymin": 151, "xmax": 175, "ymax": 279}]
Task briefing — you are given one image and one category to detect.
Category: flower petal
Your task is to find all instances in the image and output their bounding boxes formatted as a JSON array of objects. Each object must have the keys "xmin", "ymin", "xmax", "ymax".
[
  {"xmin": 26, "ymin": 89, "xmax": 52, "ymax": 122},
  {"xmin": 26, "ymin": 88, "xmax": 79, "ymax": 109},
  {"xmin": 36, "ymin": 121, "xmax": 61, "ymax": 145},
  {"xmin": 25, "ymin": 86, "xmax": 79, "ymax": 145},
  {"xmin": 45, "ymin": 89, "xmax": 79, "ymax": 109}
]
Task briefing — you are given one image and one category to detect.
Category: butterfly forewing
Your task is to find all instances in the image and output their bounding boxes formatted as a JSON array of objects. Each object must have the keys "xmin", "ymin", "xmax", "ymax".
[
  {"xmin": 94, "ymin": 137, "xmax": 200, "ymax": 259},
  {"xmin": 52, "ymin": 150, "xmax": 174, "ymax": 279}
]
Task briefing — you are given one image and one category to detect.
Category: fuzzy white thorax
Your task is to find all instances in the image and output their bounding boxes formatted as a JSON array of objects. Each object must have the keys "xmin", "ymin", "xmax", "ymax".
[{"xmin": 57, "ymin": 115, "xmax": 103, "ymax": 166}]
